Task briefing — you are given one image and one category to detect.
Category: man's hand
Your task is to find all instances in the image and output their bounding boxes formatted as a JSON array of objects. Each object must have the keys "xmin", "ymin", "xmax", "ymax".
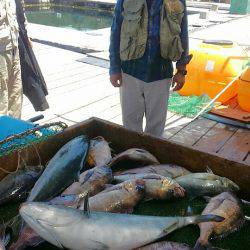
[
  {"xmin": 172, "ymin": 72, "xmax": 185, "ymax": 91},
  {"xmin": 110, "ymin": 73, "xmax": 122, "ymax": 87},
  {"xmin": 28, "ymin": 37, "xmax": 33, "ymax": 47}
]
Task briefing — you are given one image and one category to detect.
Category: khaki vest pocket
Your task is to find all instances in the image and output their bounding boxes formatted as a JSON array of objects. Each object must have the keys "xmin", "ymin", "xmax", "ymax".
[
  {"xmin": 160, "ymin": 0, "xmax": 184, "ymax": 61},
  {"xmin": 120, "ymin": 0, "xmax": 148, "ymax": 61}
]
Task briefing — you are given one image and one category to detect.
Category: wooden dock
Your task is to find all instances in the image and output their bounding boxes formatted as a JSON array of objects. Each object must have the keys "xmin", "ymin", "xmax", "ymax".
[{"xmin": 22, "ymin": 42, "xmax": 250, "ymax": 166}]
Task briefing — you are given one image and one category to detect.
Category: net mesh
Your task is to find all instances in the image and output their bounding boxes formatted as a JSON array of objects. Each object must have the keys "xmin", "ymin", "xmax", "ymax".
[
  {"xmin": 168, "ymin": 92, "xmax": 213, "ymax": 118},
  {"xmin": 0, "ymin": 122, "xmax": 68, "ymax": 157}
]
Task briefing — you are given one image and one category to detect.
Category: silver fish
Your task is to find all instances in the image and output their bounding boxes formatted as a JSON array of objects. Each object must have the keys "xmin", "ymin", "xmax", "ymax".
[
  {"xmin": 195, "ymin": 192, "xmax": 245, "ymax": 249},
  {"xmin": 115, "ymin": 174, "xmax": 185, "ymax": 200},
  {"xmin": 115, "ymin": 164, "xmax": 191, "ymax": 179},
  {"xmin": 63, "ymin": 165, "xmax": 113, "ymax": 196},
  {"xmin": 28, "ymin": 136, "xmax": 89, "ymax": 201},
  {"xmin": 87, "ymin": 136, "xmax": 112, "ymax": 167},
  {"xmin": 86, "ymin": 179, "xmax": 145, "ymax": 213},
  {"xmin": 136, "ymin": 241, "xmax": 191, "ymax": 250},
  {"xmin": 0, "ymin": 165, "xmax": 43, "ymax": 205},
  {"xmin": 20, "ymin": 202, "xmax": 224, "ymax": 250},
  {"xmin": 109, "ymin": 148, "xmax": 159, "ymax": 170},
  {"xmin": 175, "ymin": 173, "xmax": 239, "ymax": 198}
]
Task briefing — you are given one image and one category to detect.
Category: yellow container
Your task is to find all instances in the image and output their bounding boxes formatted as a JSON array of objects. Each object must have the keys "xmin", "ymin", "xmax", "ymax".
[
  {"xmin": 179, "ymin": 40, "xmax": 248, "ymax": 104},
  {"xmin": 238, "ymin": 67, "xmax": 250, "ymax": 112}
]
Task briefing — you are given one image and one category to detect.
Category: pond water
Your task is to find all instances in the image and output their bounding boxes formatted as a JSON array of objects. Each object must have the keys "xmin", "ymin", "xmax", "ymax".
[
  {"xmin": 25, "ymin": 6, "xmax": 113, "ymax": 31},
  {"xmin": 25, "ymin": 5, "xmax": 198, "ymax": 32}
]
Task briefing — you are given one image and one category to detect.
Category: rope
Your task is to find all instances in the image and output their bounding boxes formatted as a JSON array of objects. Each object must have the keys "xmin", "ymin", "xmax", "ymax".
[
  {"xmin": 30, "ymin": 143, "xmax": 42, "ymax": 167},
  {"xmin": 0, "ymin": 150, "xmax": 23, "ymax": 174}
]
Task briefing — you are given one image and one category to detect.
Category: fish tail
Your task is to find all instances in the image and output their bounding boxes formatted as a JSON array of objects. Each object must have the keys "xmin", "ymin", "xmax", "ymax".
[
  {"xmin": 0, "ymin": 224, "xmax": 11, "ymax": 249},
  {"xmin": 241, "ymin": 199, "xmax": 250, "ymax": 206},
  {"xmin": 245, "ymin": 216, "xmax": 250, "ymax": 222},
  {"xmin": 194, "ymin": 240, "xmax": 210, "ymax": 250},
  {"xmin": 194, "ymin": 241, "xmax": 225, "ymax": 250},
  {"xmin": 185, "ymin": 214, "xmax": 225, "ymax": 225}
]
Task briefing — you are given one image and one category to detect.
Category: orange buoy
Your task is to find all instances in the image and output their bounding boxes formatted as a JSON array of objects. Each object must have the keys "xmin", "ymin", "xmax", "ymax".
[
  {"xmin": 238, "ymin": 67, "xmax": 250, "ymax": 112},
  {"xmin": 179, "ymin": 40, "xmax": 248, "ymax": 104}
]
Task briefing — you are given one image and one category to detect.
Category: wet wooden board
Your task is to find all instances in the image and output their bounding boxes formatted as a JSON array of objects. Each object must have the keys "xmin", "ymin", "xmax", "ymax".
[
  {"xmin": 87, "ymin": 51, "xmax": 109, "ymax": 61},
  {"xmin": 22, "ymin": 73, "xmax": 113, "ymax": 120},
  {"xmin": 163, "ymin": 114, "xmax": 191, "ymax": 139},
  {"xmin": 170, "ymin": 118, "xmax": 216, "ymax": 146},
  {"xmin": 55, "ymin": 93, "xmax": 120, "ymax": 123},
  {"xmin": 211, "ymin": 97, "xmax": 250, "ymax": 123},
  {"xmin": 193, "ymin": 123, "xmax": 237, "ymax": 154},
  {"xmin": 217, "ymin": 129, "xmax": 250, "ymax": 162}
]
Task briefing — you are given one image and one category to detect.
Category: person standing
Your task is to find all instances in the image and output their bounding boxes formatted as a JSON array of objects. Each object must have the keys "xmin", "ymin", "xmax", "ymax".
[
  {"xmin": 0, "ymin": 0, "xmax": 22, "ymax": 118},
  {"xmin": 109, "ymin": 0, "xmax": 191, "ymax": 137}
]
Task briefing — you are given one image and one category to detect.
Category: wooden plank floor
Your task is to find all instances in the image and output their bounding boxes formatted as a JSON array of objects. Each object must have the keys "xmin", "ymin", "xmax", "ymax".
[
  {"xmin": 22, "ymin": 42, "xmax": 250, "ymax": 166},
  {"xmin": 211, "ymin": 97, "xmax": 250, "ymax": 123}
]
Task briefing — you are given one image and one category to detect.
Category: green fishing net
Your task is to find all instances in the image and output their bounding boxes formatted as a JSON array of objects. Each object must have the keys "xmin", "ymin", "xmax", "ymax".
[
  {"xmin": 0, "ymin": 122, "xmax": 68, "ymax": 157},
  {"xmin": 168, "ymin": 92, "xmax": 212, "ymax": 118},
  {"xmin": 243, "ymin": 60, "xmax": 250, "ymax": 68}
]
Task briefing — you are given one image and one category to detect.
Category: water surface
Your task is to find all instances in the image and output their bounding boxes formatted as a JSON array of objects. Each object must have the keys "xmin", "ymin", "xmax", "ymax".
[{"xmin": 26, "ymin": 6, "xmax": 113, "ymax": 31}]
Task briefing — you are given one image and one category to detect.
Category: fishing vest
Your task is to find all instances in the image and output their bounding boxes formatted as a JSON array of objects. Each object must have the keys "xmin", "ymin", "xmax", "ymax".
[
  {"xmin": 0, "ymin": 0, "xmax": 19, "ymax": 52},
  {"xmin": 120, "ymin": 0, "xmax": 184, "ymax": 62}
]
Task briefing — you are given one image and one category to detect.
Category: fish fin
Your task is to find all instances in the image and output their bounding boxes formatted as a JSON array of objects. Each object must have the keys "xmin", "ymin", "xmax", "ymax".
[
  {"xmin": 82, "ymin": 193, "xmax": 90, "ymax": 217},
  {"xmin": 0, "ymin": 223, "xmax": 5, "ymax": 241},
  {"xmin": 80, "ymin": 169, "xmax": 94, "ymax": 184},
  {"xmin": 163, "ymin": 221, "xmax": 178, "ymax": 234},
  {"xmin": 188, "ymin": 195, "xmax": 199, "ymax": 201},
  {"xmin": 90, "ymin": 240, "xmax": 109, "ymax": 250},
  {"xmin": 241, "ymin": 199, "xmax": 250, "ymax": 206},
  {"xmin": 213, "ymin": 218, "xmax": 246, "ymax": 240},
  {"xmin": 185, "ymin": 214, "xmax": 224, "ymax": 225},
  {"xmin": 3, "ymin": 227, "xmax": 12, "ymax": 247},
  {"xmin": 206, "ymin": 167, "xmax": 214, "ymax": 174},
  {"xmin": 75, "ymin": 193, "xmax": 85, "ymax": 209},
  {"xmin": 194, "ymin": 241, "xmax": 211, "ymax": 250},
  {"xmin": 142, "ymin": 197, "xmax": 153, "ymax": 202},
  {"xmin": 210, "ymin": 248, "xmax": 228, "ymax": 250},
  {"xmin": 0, "ymin": 221, "xmax": 12, "ymax": 247},
  {"xmin": 203, "ymin": 196, "xmax": 212, "ymax": 203},
  {"xmin": 142, "ymin": 174, "xmax": 162, "ymax": 180},
  {"xmin": 186, "ymin": 205, "xmax": 194, "ymax": 216},
  {"xmin": 118, "ymin": 208, "xmax": 134, "ymax": 214},
  {"xmin": 245, "ymin": 216, "xmax": 250, "ymax": 221},
  {"xmin": 194, "ymin": 242, "xmax": 225, "ymax": 250}
]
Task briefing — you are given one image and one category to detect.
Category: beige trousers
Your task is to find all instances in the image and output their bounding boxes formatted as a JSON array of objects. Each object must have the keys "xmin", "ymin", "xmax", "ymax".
[
  {"xmin": 0, "ymin": 48, "xmax": 22, "ymax": 119},
  {"xmin": 120, "ymin": 73, "xmax": 172, "ymax": 137}
]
